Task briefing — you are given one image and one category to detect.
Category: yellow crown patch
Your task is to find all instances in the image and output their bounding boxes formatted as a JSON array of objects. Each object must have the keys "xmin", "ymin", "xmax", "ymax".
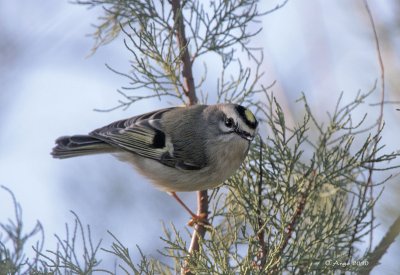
[{"xmin": 244, "ymin": 109, "xmax": 256, "ymax": 123}]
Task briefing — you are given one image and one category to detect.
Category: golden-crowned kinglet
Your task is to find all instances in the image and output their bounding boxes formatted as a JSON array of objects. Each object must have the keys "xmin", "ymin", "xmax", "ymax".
[{"xmin": 52, "ymin": 104, "xmax": 258, "ymax": 219}]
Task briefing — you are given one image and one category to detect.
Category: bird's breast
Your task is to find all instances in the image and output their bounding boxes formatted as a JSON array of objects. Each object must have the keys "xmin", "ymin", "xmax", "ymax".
[{"xmin": 207, "ymin": 138, "xmax": 250, "ymax": 182}]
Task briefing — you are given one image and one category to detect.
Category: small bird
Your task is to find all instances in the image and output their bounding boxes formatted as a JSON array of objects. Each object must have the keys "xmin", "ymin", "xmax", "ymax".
[{"xmin": 52, "ymin": 104, "xmax": 258, "ymax": 223}]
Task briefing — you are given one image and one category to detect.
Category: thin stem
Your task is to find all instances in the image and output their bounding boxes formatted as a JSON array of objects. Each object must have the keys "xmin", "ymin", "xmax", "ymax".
[
  {"xmin": 181, "ymin": 190, "xmax": 208, "ymax": 275},
  {"xmin": 169, "ymin": 0, "xmax": 207, "ymax": 274},
  {"xmin": 365, "ymin": 0, "xmax": 385, "ymax": 252},
  {"xmin": 170, "ymin": 0, "xmax": 198, "ymax": 105},
  {"xmin": 170, "ymin": 192, "xmax": 198, "ymax": 218},
  {"xmin": 188, "ymin": 190, "xmax": 209, "ymax": 253},
  {"xmin": 360, "ymin": 214, "xmax": 400, "ymax": 274},
  {"xmin": 348, "ymin": 0, "xmax": 386, "ymax": 259},
  {"xmin": 256, "ymin": 139, "xmax": 266, "ymax": 268},
  {"xmin": 271, "ymin": 168, "xmax": 315, "ymax": 273}
]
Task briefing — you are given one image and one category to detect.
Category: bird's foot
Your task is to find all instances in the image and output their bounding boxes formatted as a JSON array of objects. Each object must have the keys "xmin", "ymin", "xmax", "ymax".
[{"xmin": 187, "ymin": 212, "xmax": 209, "ymax": 227}]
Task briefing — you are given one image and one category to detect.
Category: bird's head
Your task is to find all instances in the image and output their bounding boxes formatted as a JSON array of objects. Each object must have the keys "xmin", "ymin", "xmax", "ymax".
[{"xmin": 213, "ymin": 104, "xmax": 258, "ymax": 142}]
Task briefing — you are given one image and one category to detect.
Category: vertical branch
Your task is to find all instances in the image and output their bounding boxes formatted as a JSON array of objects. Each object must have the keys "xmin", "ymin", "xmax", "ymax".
[
  {"xmin": 279, "ymin": 182, "xmax": 310, "ymax": 255},
  {"xmin": 188, "ymin": 190, "xmax": 208, "ymax": 253},
  {"xmin": 170, "ymin": 0, "xmax": 198, "ymax": 106},
  {"xmin": 348, "ymin": 0, "xmax": 385, "ymax": 259},
  {"xmin": 364, "ymin": 0, "xmax": 385, "ymax": 251},
  {"xmin": 170, "ymin": 0, "xmax": 206, "ymax": 273},
  {"xmin": 270, "ymin": 168, "xmax": 315, "ymax": 273},
  {"xmin": 256, "ymin": 139, "xmax": 266, "ymax": 268}
]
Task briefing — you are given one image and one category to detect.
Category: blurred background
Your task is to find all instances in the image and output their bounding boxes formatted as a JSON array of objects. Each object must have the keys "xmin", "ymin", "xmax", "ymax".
[{"xmin": 0, "ymin": 0, "xmax": 399, "ymax": 273}]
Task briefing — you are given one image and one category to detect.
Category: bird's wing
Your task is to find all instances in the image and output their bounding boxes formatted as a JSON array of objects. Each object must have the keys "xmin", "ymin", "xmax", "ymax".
[{"xmin": 89, "ymin": 107, "xmax": 204, "ymax": 170}]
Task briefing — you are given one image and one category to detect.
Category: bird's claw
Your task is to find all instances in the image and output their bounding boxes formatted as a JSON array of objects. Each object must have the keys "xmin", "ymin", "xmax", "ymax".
[{"xmin": 187, "ymin": 212, "xmax": 209, "ymax": 227}]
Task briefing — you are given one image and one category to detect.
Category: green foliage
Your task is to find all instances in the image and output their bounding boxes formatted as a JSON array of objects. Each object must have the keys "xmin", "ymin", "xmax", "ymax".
[
  {"xmin": 0, "ymin": 186, "xmax": 45, "ymax": 274},
  {"xmin": 157, "ymin": 90, "xmax": 399, "ymax": 274},
  {"xmin": 78, "ymin": 0, "xmax": 281, "ymax": 110},
  {"xmin": 34, "ymin": 212, "xmax": 102, "ymax": 274},
  {"xmin": 2, "ymin": 88, "xmax": 399, "ymax": 273}
]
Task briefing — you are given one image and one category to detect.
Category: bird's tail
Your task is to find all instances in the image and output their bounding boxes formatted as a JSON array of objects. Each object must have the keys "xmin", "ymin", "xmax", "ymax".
[{"xmin": 51, "ymin": 135, "xmax": 115, "ymax": 159}]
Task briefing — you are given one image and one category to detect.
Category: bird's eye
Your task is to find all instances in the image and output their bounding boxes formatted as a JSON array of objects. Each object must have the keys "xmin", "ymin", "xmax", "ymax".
[{"xmin": 225, "ymin": 117, "xmax": 234, "ymax": 128}]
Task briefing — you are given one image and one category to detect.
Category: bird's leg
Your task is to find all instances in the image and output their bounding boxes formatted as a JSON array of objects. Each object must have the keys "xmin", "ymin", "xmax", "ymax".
[{"xmin": 169, "ymin": 192, "xmax": 208, "ymax": 226}]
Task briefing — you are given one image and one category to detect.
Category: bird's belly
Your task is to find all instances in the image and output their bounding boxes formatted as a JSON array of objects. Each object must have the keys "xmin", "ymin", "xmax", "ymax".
[{"xmin": 114, "ymin": 140, "xmax": 248, "ymax": 192}]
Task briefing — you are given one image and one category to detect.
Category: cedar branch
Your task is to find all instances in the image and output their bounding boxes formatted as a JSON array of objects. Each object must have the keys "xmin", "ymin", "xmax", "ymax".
[
  {"xmin": 170, "ymin": 0, "xmax": 198, "ymax": 106},
  {"xmin": 170, "ymin": 0, "xmax": 207, "ymax": 274}
]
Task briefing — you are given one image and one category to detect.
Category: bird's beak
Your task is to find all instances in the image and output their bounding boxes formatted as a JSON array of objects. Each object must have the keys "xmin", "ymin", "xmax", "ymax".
[{"xmin": 236, "ymin": 129, "xmax": 254, "ymax": 141}]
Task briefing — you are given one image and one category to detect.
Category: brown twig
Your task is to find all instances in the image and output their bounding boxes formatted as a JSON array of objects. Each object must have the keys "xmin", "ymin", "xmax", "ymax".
[
  {"xmin": 188, "ymin": 190, "xmax": 208, "ymax": 252},
  {"xmin": 360, "ymin": 214, "xmax": 400, "ymax": 274},
  {"xmin": 271, "ymin": 169, "xmax": 315, "ymax": 272},
  {"xmin": 365, "ymin": 0, "xmax": 385, "ymax": 251},
  {"xmin": 170, "ymin": 0, "xmax": 198, "ymax": 106},
  {"xmin": 182, "ymin": 190, "xmax": 208, "ymax": 275},
  {"xmin": 255, "ymin": 139, "xmax": 267, "ymax": 269},
  {"xmin": 348, "ymin": 0, "xmax": 385, "ymax": 260},
  {"xmin": 169, "ymin": 0, "xmax": 207, "ymax": 274},
  {"xmin": 279, "ymin": 184, "xmax": 309, "ymax": 256},
  {"xmin": 359, "ymin": 216, "xmax": 400, "ymax": 274}
]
